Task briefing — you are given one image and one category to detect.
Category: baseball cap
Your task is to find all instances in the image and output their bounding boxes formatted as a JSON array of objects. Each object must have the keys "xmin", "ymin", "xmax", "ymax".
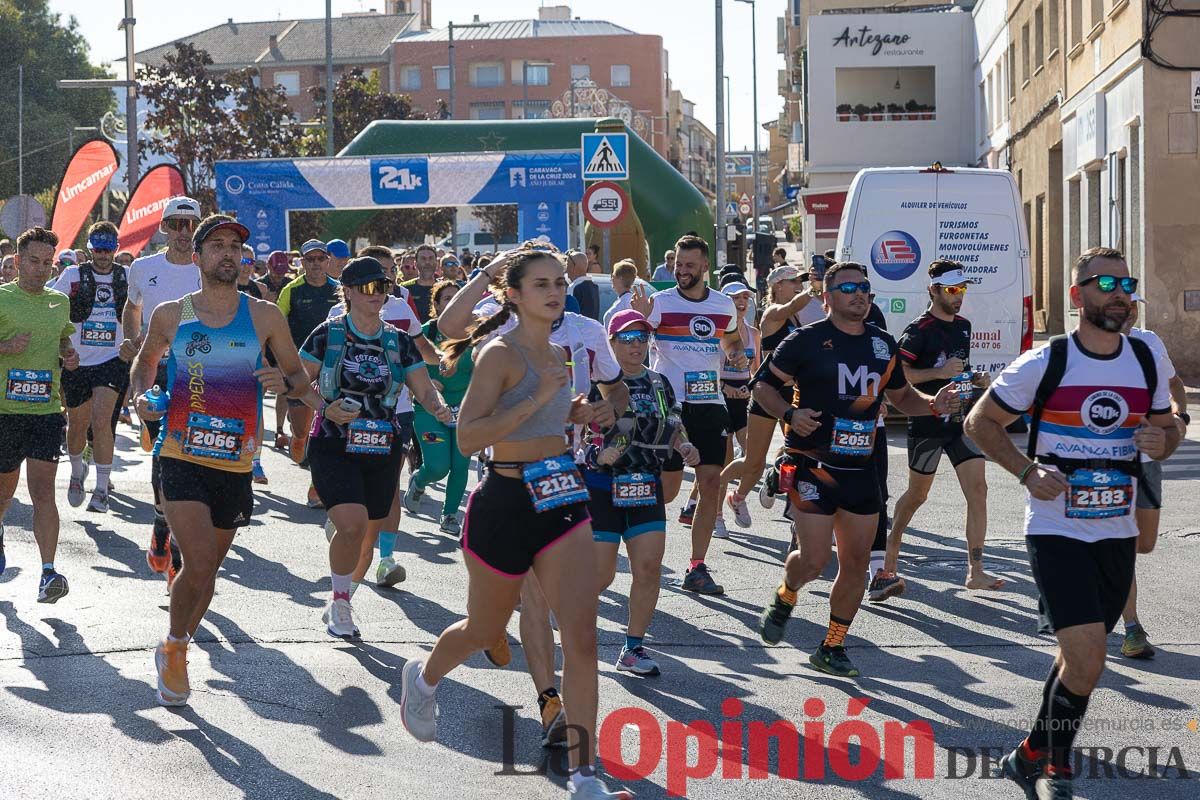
[
  {"xmin": 931, "ymin": 268, "xmax": 968, "ymax": 286},
  {"xmin": 767, "ymin": 265, "xmax": 802, "ymax": 285},
  {"xmin": 267, "ymin": 250, "xmax": 291, "ymax": 274},
  {"xmin": 326, "ymin": 239, "xmax": 351, "ymax": 259},
  {"xmin": 607, "ymin": 309, "xmax": 651, "ymax": 336},
  {"xmin": 339, "ymin": 256, "xmax": 388, "ymax": 286},
  {"xmin": 300, "ymin": 239, "xmax": 328, "ymax": 256},
  {"xmin": 162, "ymin": 196, "xmax": 202, "ymax": 220},
  {"xmin": 192, "ymin": 214, "xmax": 250, "ymax": 252},
  {"xmin": 722, "ymin": 281, "xmax": 754, "ymax": 297},
  {"xmin": 57, "ymin": 249, "xmax": 78, "ymax": 266}
]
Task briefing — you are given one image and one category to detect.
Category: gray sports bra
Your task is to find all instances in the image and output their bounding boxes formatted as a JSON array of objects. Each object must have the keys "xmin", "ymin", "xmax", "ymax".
[{"xmin": 495, "ymin": 335, "xmax": 573, "ymax": 441}]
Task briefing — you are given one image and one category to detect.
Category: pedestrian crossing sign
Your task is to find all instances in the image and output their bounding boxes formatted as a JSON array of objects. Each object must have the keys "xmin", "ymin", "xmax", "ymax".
[{"xmin": 581, "ymin": 133, "xmax": 629, "ymax": 181}]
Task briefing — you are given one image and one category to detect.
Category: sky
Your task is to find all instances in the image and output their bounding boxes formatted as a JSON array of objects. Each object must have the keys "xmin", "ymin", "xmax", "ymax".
[{"xmin": 49, "ymin": 0, "xmax": 782, "ymax": 153}]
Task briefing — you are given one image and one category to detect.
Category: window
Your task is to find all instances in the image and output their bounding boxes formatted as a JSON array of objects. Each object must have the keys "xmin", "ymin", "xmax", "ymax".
[
  {"xmin": 571, "ymin": 63, "xmax": 591, "ymax": 82},
  {"xmin": 514, "ymin": 100, "xmax": 551, "ymax": 119},
  {"xmin": 471, "ymin": 63, "xmax": 503, "ymax": 88},
  {"xmin": 519, "ymin": 63, "xmax": 550, "ymax": 86},
  {"xmin": 611, "ymin": 64, "xmax": 631, "ymax": 87},
  {"xmin": 274, "ymin": 70, "xmax": 300, "ymax": 96},
  {"xmin": 1008, "ymin": 44, "xmax": 1017, "ymax": 98},
  {"xmin": 434, "ymin": 66, "xmax": 449, "ymax": 90},
  {"xmin": 1034, "ymin": 5, "xmax": 1045, "ymax": 67},
  {"xmin": 986, "ymin": 72, "xmax": 994, "ymax": 132},
  {"xmin": 1090, "ymin": 0, "xmax": 1103, "ymax": 31},
  {"xmin": 834, "ymin": 66, "xmax": 935, "ymax": 120},
  {"xmin": 1048, "ymin": 0, "xmax": 1060, "ymax": 54},
  {"xmin": 469, "ymin": 101, "xmax": 506, "ymax": 120},
  {"xmin": 979, "ymin": 83, "xmax": 987, "ymax": 142},
  {"xmin": 1021, "ymin": 24, "xmax": 1031, "ymax": 83},
  {"xmin": 399, "ymin": 66, "xmax": 421, "ymax": 91},
  {"xmin": 1070, "ymin": 0, "xmax": 1083, "ymax": 46}
]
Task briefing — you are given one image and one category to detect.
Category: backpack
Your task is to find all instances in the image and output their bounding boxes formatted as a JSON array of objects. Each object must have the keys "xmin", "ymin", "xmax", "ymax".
[
  {"xmin": 69, "ymin": 262, "xmax": 128, "ymax": 324},
  {"xmin": 317, "ymin": 317, "xmax": 407, "ymax": 411},
  {"xmin": 1026, "ymin": 333, "xmax": 1157, "ymax": 459}
]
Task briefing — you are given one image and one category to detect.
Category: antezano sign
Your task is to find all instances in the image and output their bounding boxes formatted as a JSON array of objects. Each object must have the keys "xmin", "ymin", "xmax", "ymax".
[{"xmin": 582, "ymin": 181, "xmax": 628, "ymax": 228}]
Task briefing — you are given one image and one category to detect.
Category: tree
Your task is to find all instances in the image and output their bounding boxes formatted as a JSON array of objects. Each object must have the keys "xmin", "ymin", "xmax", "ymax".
[
  {"xmin": 138, "ymin": 43, "xmax": 302, "ymax": 207},
  {"xmin": 0, "ymin": 0, "xmax": 115, "ymax": 200},
  {"xmin": 471, "ymin": 205, "xmax": 518, "ymax": 243}
]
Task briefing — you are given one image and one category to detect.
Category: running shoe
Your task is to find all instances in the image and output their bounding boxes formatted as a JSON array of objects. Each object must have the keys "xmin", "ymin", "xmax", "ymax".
[
  {"xmin": 274, "ymin": 431, "xmax": 290, "ymax": 452},
  {"xmin": 616, "ymin": 645, "xmax": 661, "ymax": 676},
  {"xmin": 67, "ymin": 475, "xmax": 86, "ymax": 508},
  {"xmin": 399, "ymin": 659, "xmax": 438, "ymax": 742},
  {"xmin": 375, "ymin": 557, "xmax": 406, "ymax": 587},
  {"xmin": 146, "ymin": 519, "xmax": 171, "ymax": 574},
  {"xmin": 155, "ymin": 639, "xmax": 191, "ymax": 707},
  {"xmin": 1000, "ymin": 747, "xmax": 1040, "ymax": 800},
  {"xmin": 439, "ymin": 514, "xmax": 461, "ymax": 536},
  {"xmin": 251, "ymin": 460, "xmax": 268, "ymax": 485},
  {"xmin": 1121, "ymin": 625, "xmax": 1156, "ymax": 659},
  {"xmin": 568, "ymin": 777, "xmax": 634, "ymax": 799},
  {"xmin": 677, "ymin": 502, "xmax": 696, "ymax": 526},
  {"xmin": 681, "ymin": 562, "xmax": 724, "ymax": 595},
  {"xmin": 867, "ymin": 570, "xmax": 906, "ymax": 603},
  {"xmin": 711, "ymin": 517, "xmax": 730, "ymax": 539},
  {"xmin": 86, "ymin": 489, "xmax": 109, "ymax": 514},
  {"xmin": 809, "ymin": 644, "xmax": 860, "ymax": 678},
  {"xmin": 759, "ymin": 588, "xmax": 796, "ymax": 645},
  {"xmin": 403, "ymin": 477, "xmax": 425, "ymax": 514},
  {"xmin": 119, "ymin": 407, "xmax": 132, "ymax": 425},
  {"xmin": 727, "ymin": 490, "xmax": 752, "ymax": 528},
  {"xmin": 37, "ymin": 570, "xmax": 69, "ymax": 604},
  {"xmin": 306, "ymin": 485, "xmax": 324, "ymax": 509},
  {"xmin": 758, "ymin": 466, "xmax": 780, "ymax": 509},
  {"xmin": 541, "ymin": 693, "xmax": 568, "ymax": 748},
  {"xmin": 484, "ymin": 633, "xmax": 512, "ymax": 668},
  {"xmin": 325, "ymin": 598, "xmax": 359, "ymax": 638},
  {"xmin": 1035, "ymin": 775, "xmax": 1073, "ymax": 799}
]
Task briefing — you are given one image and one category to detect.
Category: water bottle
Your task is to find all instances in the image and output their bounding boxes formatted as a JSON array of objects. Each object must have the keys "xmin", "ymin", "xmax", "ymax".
[
  {"xmin": 950, "ymin": 371, "xmax": 974, "ymax": 424},
  {"xmin": 144, "ymin": 385, "xmax": 169, "ymax": 413},
  {"xmin": 778, "ymin": 461, "xmax": 797, "ymax": 493}
]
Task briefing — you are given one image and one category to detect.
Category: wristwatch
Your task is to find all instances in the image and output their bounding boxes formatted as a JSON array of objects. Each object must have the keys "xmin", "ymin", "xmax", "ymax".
[{"xmin": 783, "ymin": 408, "xmax": 796, "ymax": 425}]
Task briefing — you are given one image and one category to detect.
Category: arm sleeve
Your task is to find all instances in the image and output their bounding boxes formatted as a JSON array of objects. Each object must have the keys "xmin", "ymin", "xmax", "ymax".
[
  {"xmin": 896, "ymin": 322, "xmax": 923, "ymax": 364},
  {"xmin": 276, "ymin": 283, "xmax": 294, "ymax": 317},
  {"xmin": 126, "ymin": 264, "xmax": 143, "ymax": 306},
  {"xmin": 987, "ymin": 346, "xmax": 1048, "ymax": 415},
  {"xmin": 1150, "ymin": 344, "xmax": 1174, "ymax": 413},
  {"xmin": 723, "ymin": 296, "xmax": 740, "ymax": 334},
  {"xmin": 646, "ymin": 295, "xmax": 663, "ymax": 329},
  {"xmin": 584, "ymin": 319, "xmax": 622, "ymax": 384},
  {"xmin": 299, "ymin": 323, "xmax": 327, "ymax": 364},
  {"xmin": 395, "ymin": 326, "xmax": 425, "ymax": 372}
]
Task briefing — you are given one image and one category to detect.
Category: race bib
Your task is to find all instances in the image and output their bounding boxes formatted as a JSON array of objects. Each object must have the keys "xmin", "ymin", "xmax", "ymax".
[
  {"xmin": 6, "ymin": 369, "xmax": 52, "ymax": 403},
  {"xmin": 184, "ymin": 413, "xmax": 244, "ymax": 461},
  {"xmin": 613, "ymin": 472, "xmax": 657, "ymax": 508},
  {"xmin": 1066, "ymin": 469, "xmax": 1133, "ymax": 519},
  {"xmin": 829, "ymin": 417, "xmax": 876, "ymax": 457},
  {"xmin": 346, "ymin": 418, "xmax": 394, "ymax": 455},
  {"xmin": 446, "ymin": 404, "xmax": 459, "ymax": 429},
  {"xmin": 81, "ymin": 320, "xmax": 117, "ymax": 347},
  {"xmin": 684, "ymin": 370, "xmax": 719, "ymax": 402},
  {"xmin": 523, "ymin": 456, "xmax": 588, "ymax": 513}
]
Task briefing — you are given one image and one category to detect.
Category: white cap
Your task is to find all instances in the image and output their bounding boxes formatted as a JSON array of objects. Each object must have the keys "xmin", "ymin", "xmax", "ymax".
[
  {"xmin": 722, "ymin": 281, "xmax": 754, "ymax": 297},
  {"xmin": 931, "ymin": 268, "xmax": 968, "ymax": 286},
  {"xmin": 162, "ymin": 196, "xmax": 202, "ymax": 220}
]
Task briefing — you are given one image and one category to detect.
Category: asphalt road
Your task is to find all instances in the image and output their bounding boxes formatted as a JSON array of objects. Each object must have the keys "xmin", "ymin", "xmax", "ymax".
[{"xmin": 1, "ymin": 413, "xmax": 1198, "ymax": 800}]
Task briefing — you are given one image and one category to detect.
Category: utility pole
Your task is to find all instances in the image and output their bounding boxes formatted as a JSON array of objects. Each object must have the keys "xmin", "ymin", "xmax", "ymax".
[
  {"xmin": 523, "ymin": 61, "xmax": 529, "ymax": 118},
  {"xmin": 325, "ymin": 0, "xmax": 335, "ymax": 156},
  {"xmin": 17, "ymin": 64, "xmax": 23, "ymax": 202},
  {"xmin": 120, "ymin": 1, "xmax": 138, "ymax": 188},
  {"xmin": 447, "ymin": 18, "xmax": 490, "ymax": 119},
  {"xmin": 735, "ymin": 0, "xmax": 760, "ymax": 223},
  {"xmin": 715, "ymin": 0, "xmax": 727, "ymax": 264},
  {"xmin": 724, "ymin": 75, "xmax": 732, "ymax": 154}
]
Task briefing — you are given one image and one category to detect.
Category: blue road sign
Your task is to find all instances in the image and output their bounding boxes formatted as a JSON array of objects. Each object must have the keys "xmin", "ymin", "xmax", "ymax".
[{"xmin": 581, "ymin": 133, "xmax": 629, "ymax": 181}]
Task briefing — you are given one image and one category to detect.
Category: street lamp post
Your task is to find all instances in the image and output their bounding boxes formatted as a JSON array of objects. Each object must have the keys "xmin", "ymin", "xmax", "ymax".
[
  {"xmin": 325, "ymin": 0, "xmax": 334, "ymax": 156},
  {"xmin": 447, "ymin": 19, "xmax": 490, "ymax": 119},
  {"xmin": 715, "ymin": 0, "xmax": 727, "ymax": 264},
  {"xmin": 735, "ymin": 0, "xmax": 760, "ymax": 225}
]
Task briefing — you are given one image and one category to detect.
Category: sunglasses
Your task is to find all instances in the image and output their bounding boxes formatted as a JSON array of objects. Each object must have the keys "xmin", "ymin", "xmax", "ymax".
[
  {"xmin": 939, "ymin": 284, "xmax": 969, "ymax": 296},
  {"xmin": 241, "ymin": 257, "xmax": 255, "ymax": 266},
  {"xmin": 443, "ymin": 261, "xmax": 460, "ymax": 269},
  {"xmin": 831, "ymin": 280, "xmax": 872, "ymax": 295},
  {"xmin": 352, "ymin": 279, "xmax": 393, "ymax": 296},
  {"xmin": 613, "ymin": 330, "xmax": 650, "ymax": 344},
  {"xmin": 1078, "ymin": 274, "xmax": 1138, "ymax": 294},
  {"xmin": 163, "ymin": 218, "xmax": 197, "ymax": 232}
]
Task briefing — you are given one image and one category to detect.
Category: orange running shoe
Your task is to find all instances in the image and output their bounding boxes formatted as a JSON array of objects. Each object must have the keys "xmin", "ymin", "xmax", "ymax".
[
  {"xmin": 484, "ymin": 632, "xmax": 511, "ymax": 668},
  {"xmin": 146, "ymin": 519, "xmax": 171, "ymax": 574},
  {"xmin": 154, "ymin": 638, "xmax": 190, "ymax": 706}
]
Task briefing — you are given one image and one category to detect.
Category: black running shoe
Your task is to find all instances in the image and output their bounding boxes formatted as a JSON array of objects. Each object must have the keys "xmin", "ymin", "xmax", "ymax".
[
  {"xmin": 809, "ymin": 644, "xmax": 859, "ymax": 677},
  {"xmin": 37, "ymin": 570, "xmax": 69, "ymax": 604},
  {"xmin": 681, "ymin": 562, "xmax": 723, "ymax": 595},
  {"xmin": 759, "ymin": 590, "xmax": 795, "ymax": 645},
  {"xmin": 1000, "ymin": 747, "xmax": 1040, "ymax": 800}
]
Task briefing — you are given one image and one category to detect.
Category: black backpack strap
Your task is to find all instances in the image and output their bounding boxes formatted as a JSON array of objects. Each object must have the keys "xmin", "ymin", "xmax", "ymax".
[
  {"xmin": 69, "ymin": 263, "xmax": 95, "ymax": 323},
  {"xmin": 1126, "ymin": 334, "xmax": 1159, "ymax": 413},
  {"xmin": 1026, "ymin": 334, "xmax": 1070, "ymax": 458},
  {"xmin": 112, "ymin": 264, "xmax": 128, "ymax": 315}
]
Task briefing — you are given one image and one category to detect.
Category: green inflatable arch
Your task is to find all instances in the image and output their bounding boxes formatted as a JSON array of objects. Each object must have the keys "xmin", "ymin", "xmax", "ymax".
[{"xmin": 323, "ymin": 117, "xmax": 713, "ymax": 264}]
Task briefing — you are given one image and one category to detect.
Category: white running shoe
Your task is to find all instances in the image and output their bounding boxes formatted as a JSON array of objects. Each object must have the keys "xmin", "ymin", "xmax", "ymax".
[
  {"xmin": 758, "ymin": 476, "xmax": 778, "ymax": 510},
  {"xmin": 86, "ymin": 489, "xmax": 109, "ymax": 514},
  {"xmin": 399, "ymin": 659, "xmax": 439, "ymax": 742},
  {"xmin": 375, "ymin": 556, "xmax": 406, "ymax": 587},
  {"xmin": 726, "ymin": 490, "xmax": 752, "ymax": 528},
  {"xmin": 67, "ymin": 475, "xmax": 86, "ymax": 508},
  {"xmin": 712, "ymin": 517, "xmax": 730, "ymax": 539},
  {"xmin": 325, "ymin": 598, "xmax": 359, "ymax": 637},
  {"xmin": 402, "ymin": 477, "xmax": 424, "ymax": 514},
  {"xmin": 568, "ymin": 777, "xmax": 634, "ymax": 798},
  {"xmin": 439, "ymin": 514, "xmax": 461, "ymax": 535}
]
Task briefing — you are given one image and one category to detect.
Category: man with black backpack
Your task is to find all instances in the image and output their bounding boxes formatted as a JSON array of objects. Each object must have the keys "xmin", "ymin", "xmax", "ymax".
[
  {"xmin": 965, "ymin": 247, "xmax": 1179, "ymax": 800},
  {"xmin": 52, "ymin": 221, "xmax": 129, "ymax": 513}
]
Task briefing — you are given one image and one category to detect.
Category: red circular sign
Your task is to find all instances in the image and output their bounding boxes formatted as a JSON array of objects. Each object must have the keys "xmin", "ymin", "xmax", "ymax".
[{"xmin": 582, "ymin": 181, "xmax": 628, "ymax": 228}]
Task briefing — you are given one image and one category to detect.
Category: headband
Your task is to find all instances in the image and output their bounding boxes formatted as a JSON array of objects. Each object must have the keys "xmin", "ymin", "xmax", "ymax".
[{"xmin": 88, "ymin": 232, "xmax": 119, "ymax": 252}]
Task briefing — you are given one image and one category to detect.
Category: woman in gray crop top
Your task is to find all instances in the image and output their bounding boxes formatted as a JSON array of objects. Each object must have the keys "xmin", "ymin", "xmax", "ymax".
[{"xmin": 399, "ymin": 247, "xmax": 632, "ymax": 800}]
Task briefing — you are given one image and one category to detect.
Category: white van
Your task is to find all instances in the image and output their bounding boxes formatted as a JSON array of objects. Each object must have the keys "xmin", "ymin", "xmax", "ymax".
[{"xmin": 836, "ymin": 164, "xmax": 1033, "ymax": 375}]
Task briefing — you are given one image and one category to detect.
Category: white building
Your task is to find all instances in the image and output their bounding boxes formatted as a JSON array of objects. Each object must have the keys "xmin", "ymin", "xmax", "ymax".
[{"xmin": 971, "ymin": 0, "xmax": 1010, "ymax": 169}]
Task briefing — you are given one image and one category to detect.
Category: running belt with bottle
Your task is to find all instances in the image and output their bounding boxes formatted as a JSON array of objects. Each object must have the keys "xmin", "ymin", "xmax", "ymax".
[
  {"xmin": 990, "ymin": 332, "xmax": 1169, "ymax": 542},
  {"xmin": 646, "ymin": 287, "xmax": 738, "ymax": 406},
  {"xmin": 154, "ymin": 294, "xmax": 262, "ymax": 473}
]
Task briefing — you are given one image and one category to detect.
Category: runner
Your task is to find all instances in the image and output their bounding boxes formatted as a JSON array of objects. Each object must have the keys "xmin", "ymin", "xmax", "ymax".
[
  {"xmin": 53, "ymin": 221, "xmax": 129, "ymax": 514},
  {"xmin": 258, "ymin": 250, "xmax": 293, "ymax": 303},
  {"xmin": 131, "ymin": 214, "xmax": 324, "ymax": 707},
  {"xmin": 300, "ymin": 257, "xmax": 451, "ymax": 637},
  {"xmin": 586, "ymin": 310, "xmax": 699, "ymax": 677},
  {"xmin": 965, "ymin": 247, "xmax": 1178, "ymax": 800},
  {"xmin": 237, "ymin": 244, "xmax": 264, "ymax": 299},
  {"xmin": 402, "ymin": 244, "xmax": 440, "ymax": 323},
  {"xmin": 326, "ymin": 239, "xmax": 351, "ymax": 279},
  {"xmin": 0, "ymin": 227, "xmax": 79, "ymax": 600},
  {"xmin": 398, "ymin": 248, "xmax": 631, "ymax": 800},
  {"xmin": 876, "ymin": 260, "xmax": 1003, "ymax": 600},
  {"xmin": 752, "ymin": 261, "xmax": 954, "ymax": 677},
  {"xmin": 602, "ymin": 259, "xmax": 639, "ymax": 328},
  {"xmin": 404, "ymin": 281, "xmax": 475, "ymax": 535},
  {"xmin": 630, "ymin": 234, "xmax": 748, "ymax": 595},
  {"xmin": 1118, "ymin": 298, "xmax": 1188, "ymax": 659},
  {"xmin": 121, "ymin": 195, "xmax": 203, "ymax": 585},
  {"xmin": 713, "ymin": 281, "xmax": 759, "ymax": 534}
]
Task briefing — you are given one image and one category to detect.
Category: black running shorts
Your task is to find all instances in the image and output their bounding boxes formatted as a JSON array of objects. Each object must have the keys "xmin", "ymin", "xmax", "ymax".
[
  {"xmin": 159, "ymin": 456, "xmax": 254, "ymax": 530},
  {"xmin": 461, "ymin": 471, "xmax": 590, "ymax": 577},
  {"xmin": 308, "ymin": 430, "xmax": 409, "ymax": 520},
  {"xmin": 588, "ymin": 478, "xmax": 666, "ymax": 544},
  {"xmin": 907, "ymin": 432, "xmax": 984, "ymax": 475},
  {"xmin": 0, "ymin": 413, "xmax": 64, "ymax": 473},
  {"xmin": 62, "ymin": 357, "xmax": 130, "ymax": 409},
  {"xmin": 663, "ymin": 402, "xmax": 730, "ymax": 470},
  {"xmin": 1026, "ymin": 534, "xmax": 1136, "ymax": 635},
  {"xmin": 783, "ymin": 454, "xmax": 881, "ymax": 518},
  {"xmin": 1136, "ymin": 460, "xmax": 1162, "ymax": 511}
]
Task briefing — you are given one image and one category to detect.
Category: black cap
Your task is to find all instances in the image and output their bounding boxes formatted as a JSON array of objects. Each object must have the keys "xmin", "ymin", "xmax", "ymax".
[
  {"xmin": 192, "ymin": 214, "xmax": 249, "ymax": 252},
  {"xmin": 340, "ymin": 256, "xmax": 388, "ymax": 286}
]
